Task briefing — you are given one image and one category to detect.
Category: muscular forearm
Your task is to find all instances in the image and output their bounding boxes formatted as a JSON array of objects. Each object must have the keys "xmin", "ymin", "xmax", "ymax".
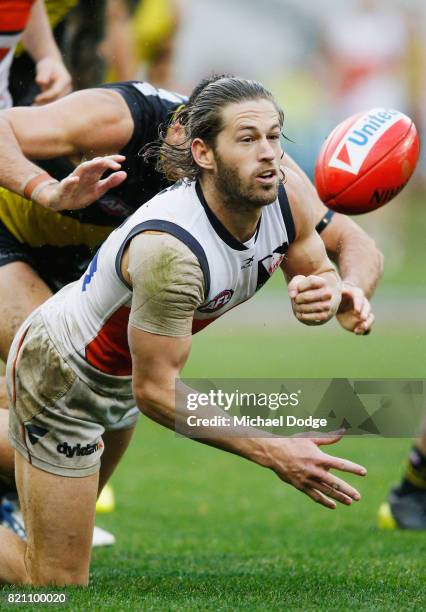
[
  {"xmin": 0, "ymin": 116, "xmax": 49, "ymax": 195},
  {"xmin": 332, "ymin": 232, "xmax": 383, "ymax": 298},
  {"xmin": 135, "ymin": 379, "xmax": 366, "ymax": 510},
  {"xmin": 135, "ymin": 381, "xmax": 272, "ymax": 468},
  {"xmin": 322, "ymin": 219, "xmax": 384, "ymax": 298}
]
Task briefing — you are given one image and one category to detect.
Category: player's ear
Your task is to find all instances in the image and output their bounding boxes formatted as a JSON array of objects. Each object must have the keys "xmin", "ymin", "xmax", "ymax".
[{"xmin": 192, "ymin": 138, "xmax": 215, "ymax": 171}]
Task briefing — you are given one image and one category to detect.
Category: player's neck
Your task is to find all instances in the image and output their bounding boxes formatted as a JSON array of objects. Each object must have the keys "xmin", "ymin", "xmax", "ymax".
[{"xmin": 199, "ymin": 176, "xmax": 262, "ymax": 244}]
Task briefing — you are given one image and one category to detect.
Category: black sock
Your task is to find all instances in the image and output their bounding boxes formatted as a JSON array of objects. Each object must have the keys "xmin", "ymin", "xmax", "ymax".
[{"xmin": 396, "ymin": 446, "xmax": 426, "ymax": 496}]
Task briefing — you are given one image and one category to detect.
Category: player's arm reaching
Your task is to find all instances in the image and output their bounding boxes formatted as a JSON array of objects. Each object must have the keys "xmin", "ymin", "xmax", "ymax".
[
  {"xmin": 20, "ymin": 0, "xmax": 72, "ymax": 105},
  {"xmin": 125, "ymin": 232, "xmax": 366, "ymax": 510},
  {"xmin": 0, "ymin": 88, "xmax": 134, "ymax": 210},
  {"xmin": 281, "ymin": 168, "xmax": 341, "ymax": 325},
  {"xmin": 283, "ymin": 153, "xmax": 383, "ymax": 334}
]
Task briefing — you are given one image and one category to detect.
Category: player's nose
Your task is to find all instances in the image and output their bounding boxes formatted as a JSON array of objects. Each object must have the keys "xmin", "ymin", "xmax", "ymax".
[{"xmin": 257, "ymin": 137, "xmax": 276, "ymax": 160}]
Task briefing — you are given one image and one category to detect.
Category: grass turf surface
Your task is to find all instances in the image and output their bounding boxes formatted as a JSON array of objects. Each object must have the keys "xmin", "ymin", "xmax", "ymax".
[{"xmin": 2, "ymin": 324, "xmax": 426, "ymax": 610}]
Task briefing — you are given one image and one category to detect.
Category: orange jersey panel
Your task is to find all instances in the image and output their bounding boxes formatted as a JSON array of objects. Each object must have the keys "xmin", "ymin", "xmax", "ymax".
[{"xmin": 0, "ymin": 0, "xmax": 35, "ymax": 33}]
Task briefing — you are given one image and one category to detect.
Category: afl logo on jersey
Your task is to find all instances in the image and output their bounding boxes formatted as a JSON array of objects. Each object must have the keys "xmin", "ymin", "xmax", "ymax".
[{"xmin": 198, "ymin": 290, "xmax": 234, "ymax": 313}]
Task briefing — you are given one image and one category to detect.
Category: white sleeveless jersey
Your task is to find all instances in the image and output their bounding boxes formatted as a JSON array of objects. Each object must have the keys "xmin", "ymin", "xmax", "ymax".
[{"xmin": 42, "ymin": 180, "xmax": 295, "ymax": 379}]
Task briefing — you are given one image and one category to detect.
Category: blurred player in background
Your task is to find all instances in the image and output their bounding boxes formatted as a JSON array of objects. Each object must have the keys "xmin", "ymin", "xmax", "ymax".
[
  {"xmin": 102, "ymin": 0, "xmax": 183, "ymax": 88},
  {"xmin": 10, "ymin": 0, "xmax": 77, "ymax": 107},
  {"xmin": 378, "ymin": 416, "xmax": 426, "ymax": 530},
  {"xmin": 0, "ymin": 77, "xmax": 369, "ymax": 586},
  {"xmin": 63, "ymin": 0, "xmax": 107, "ymax": 90},
  {"xmin": 10, "ymin": 0, "xmax": 107, "ymax": 101},
  {"xmin": 0, "ymin": 0, "xmax": 71, "ymax": 110},
  {"xmin": 0, "ymin": 76, "xmax": 381, "ymax": 543},
  {"xmin": 320, "ymin": 0, "xmax": 413, "ymax": 120}
]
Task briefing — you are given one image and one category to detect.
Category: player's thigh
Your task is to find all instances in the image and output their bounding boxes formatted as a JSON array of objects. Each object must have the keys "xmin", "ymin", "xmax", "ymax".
[
  {"xmin": 15, "ymin": 451, "xmax": 98, "ymax": 586},
  {"xmin": 99, "ymin": 426, "xmax": 136, "ymax": 494},
  {"xmin": 0, "ymin": 262, "xmax": 51, "ymax": 361}
]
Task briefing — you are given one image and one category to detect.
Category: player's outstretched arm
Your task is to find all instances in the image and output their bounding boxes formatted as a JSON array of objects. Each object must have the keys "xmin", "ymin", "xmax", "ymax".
[
  {"xmin": 126, "ymin": 232, "xmax": 365, "ymax": 510},
  {"xmin": 0, "ymin": 88, "xmax": 134, "ymax": 209},
  {"xmin": 281, "ymin": 169, "xmax": 341, "ymax": 325}
]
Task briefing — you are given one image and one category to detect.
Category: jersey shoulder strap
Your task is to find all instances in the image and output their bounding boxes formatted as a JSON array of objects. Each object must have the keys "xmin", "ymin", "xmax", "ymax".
[{"xmin": 278, "ymin": 183, "xmax": 295, "ymax": 244}]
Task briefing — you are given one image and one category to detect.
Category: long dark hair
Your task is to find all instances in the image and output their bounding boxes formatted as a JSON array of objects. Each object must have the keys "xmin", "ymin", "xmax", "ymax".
[{"xmin": 143, "ymin": 76, "xmax": 284, "ymax": 182}]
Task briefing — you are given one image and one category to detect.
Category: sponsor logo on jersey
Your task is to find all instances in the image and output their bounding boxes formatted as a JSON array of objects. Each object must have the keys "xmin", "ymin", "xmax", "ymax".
[
  {"xmin": 241, "ymin": 256, "xmax": 254, "ymax": 270},
  {"xmin": 25, "ymin": 424, "xmax": 49, "ymax": 445},
  {"xmin": 57, "ymin": 441, "xmax": 103, "ymax": 458},
  {"xmin": 329, "ymin": 109, "xmax": 405, "ymax": 175},
  {"xmin": 198, "ymin": 289, "xmax": 234, "ymax": 313}
]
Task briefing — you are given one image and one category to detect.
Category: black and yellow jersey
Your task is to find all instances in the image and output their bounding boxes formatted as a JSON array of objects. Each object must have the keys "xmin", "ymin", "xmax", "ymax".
[{"xmin": 0, "ymin": 81, "xmax": 187, "ymax": 248}]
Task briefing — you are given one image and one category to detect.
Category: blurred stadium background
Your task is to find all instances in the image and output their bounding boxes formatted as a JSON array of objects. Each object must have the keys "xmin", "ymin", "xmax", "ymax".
[{"xmin": 4, "ymin": 0, "xmax": 426, "ymax": 608}]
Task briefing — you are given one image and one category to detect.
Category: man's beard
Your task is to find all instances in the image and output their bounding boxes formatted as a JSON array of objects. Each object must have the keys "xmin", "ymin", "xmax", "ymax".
[{"xmin": 213, "ymin": 154, "xmax": 279, "ymax": 211}]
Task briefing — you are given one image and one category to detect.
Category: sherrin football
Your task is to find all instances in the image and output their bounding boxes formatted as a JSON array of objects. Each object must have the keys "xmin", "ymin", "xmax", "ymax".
[{"xmin": 314, "ymin": 108, "xmax": 420, "ymax": 215}]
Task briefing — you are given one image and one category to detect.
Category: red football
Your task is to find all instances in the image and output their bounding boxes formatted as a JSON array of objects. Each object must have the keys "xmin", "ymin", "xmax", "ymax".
[{"xmin": 314, "ymin": 108, "xmax": 420, "ymax": 214}]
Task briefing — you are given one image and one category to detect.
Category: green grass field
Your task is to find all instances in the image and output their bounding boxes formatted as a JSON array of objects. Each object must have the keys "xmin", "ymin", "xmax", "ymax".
[{"xmin": 2, "ymin": 322, "xmax": 425, "ymax": 610}]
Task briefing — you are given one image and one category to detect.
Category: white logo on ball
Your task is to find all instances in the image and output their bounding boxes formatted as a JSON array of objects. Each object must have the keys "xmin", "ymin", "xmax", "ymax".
[{"xmin": 328, "ymin": 108, "xmax": 406, "ymax": 175}]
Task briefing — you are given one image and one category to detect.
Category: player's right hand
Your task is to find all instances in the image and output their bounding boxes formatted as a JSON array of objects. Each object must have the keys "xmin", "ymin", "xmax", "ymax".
[
  {"xmin": 264, "ymin": 433, "xmax": 366, "ymax": 509},
  {"xmin": 288, "ymin": 274, "xmax": 341, "ymax": 325},
  {"xmin": 35, "ymin": 155, "xmax": 127, "ymax": 211}
]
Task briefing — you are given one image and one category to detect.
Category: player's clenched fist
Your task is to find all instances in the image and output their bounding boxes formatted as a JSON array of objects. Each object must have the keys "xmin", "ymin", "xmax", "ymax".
[{"xmin": 288, "ymin": 274, "xmax": 341, "ymax": 325}]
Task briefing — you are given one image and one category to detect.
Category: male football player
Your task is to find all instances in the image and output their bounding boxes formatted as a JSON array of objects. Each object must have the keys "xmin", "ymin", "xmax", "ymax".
[
  {"xmin": 0, "ymin": 76, "xmax": 380, "ymax": 370},
  {"xmin": 0, "ymin": 0, "xmax": 71, "ymax": 110},
  {"xmin": 0, "ymin": 77, "xmax": 367, "ymax": 586},
  {"xmin": 0, "ymin": 76, "xmax": 381, "ymax": 544}
]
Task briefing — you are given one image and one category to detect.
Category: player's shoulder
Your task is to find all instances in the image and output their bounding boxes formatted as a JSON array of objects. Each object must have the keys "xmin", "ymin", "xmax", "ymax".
[
  {"xmin": 130, "ymin": 231, "xmax": 196, "ymax": 259},
  {"xmin": 126, "ymin": 231, "xmax": 203, "ymax": 288}
]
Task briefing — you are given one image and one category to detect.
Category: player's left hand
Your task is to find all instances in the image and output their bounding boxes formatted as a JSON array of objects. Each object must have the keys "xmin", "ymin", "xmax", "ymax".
[
  {"xmin": 33, "ymin": 57, "xmax": 72, "ymax": 105},
  {"xmin": 336, "ymin": 282, "xmax": 374, "ymax": 335},
  {"xmin": 35, "ymin": 155, "xmax": 127, "ymax": 211},
  {"xmin": 288, "ymin": 274, "xmax": 340, "ymax": 325}
]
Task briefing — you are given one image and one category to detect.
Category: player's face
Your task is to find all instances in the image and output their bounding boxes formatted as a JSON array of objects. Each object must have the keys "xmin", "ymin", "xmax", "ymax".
[{"xmin": 212, "ymin": 99, "xmax": 282, "ymax": 208}]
